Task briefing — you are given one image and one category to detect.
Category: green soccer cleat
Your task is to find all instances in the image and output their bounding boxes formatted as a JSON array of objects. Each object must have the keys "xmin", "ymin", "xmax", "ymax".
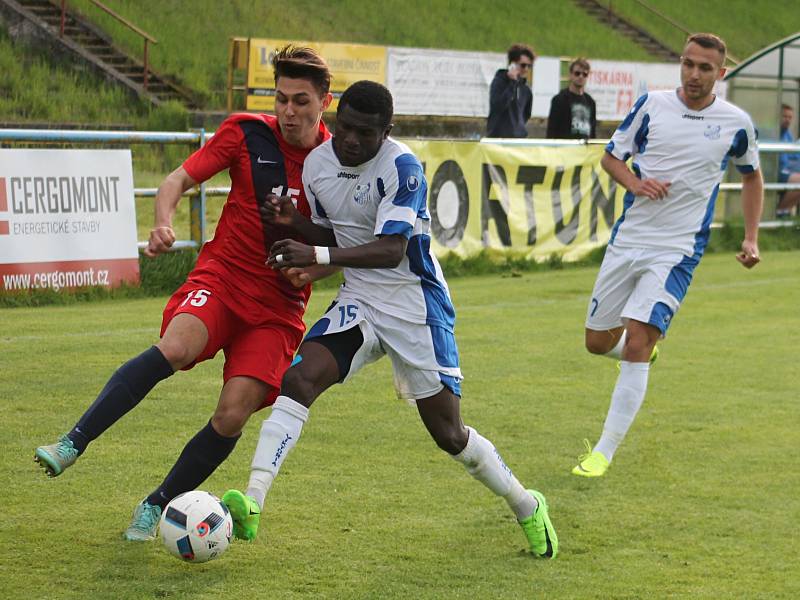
[
  {"xmin": 34, "ymin": 435, "xmax": 79, "ymax": 477},
  {"xmin": 518, "ymin": 490, "xmax": 558, "ymax": 559},
  {"xmin": 571, "ymin": 440, "xmax": 610, "ymax": 477},
  {"xmin": 123, "ymin": 499, "xmax": 162, "ymax": 541},
  {"xmin": 222, "ymin": 489, "xmax": 261, "ymax": 541}
]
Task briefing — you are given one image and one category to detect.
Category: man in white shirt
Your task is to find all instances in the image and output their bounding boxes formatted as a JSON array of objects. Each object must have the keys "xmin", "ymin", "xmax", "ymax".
[
  {"xmin": 222, "ymin": 80, "xmax": 558, "ymax": 558},
  {"xmin": 573, "ymin": 33, "xmax": 763, "ymax": 477}
]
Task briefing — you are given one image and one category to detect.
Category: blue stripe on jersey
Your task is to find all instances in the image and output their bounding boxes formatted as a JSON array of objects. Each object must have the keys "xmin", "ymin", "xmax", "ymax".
[
  {"xmin": 634, "ymin": 113, "xmax": 650, "ymax": 154},
  {"xmin": 605, "ymin": 140, "xmax": 615, "ymax": 153},
  {"xmin": 736, "ymin": 164, "xmax": 755, "ymax": 174},
  {"xmin": 310, "ymin": 189, "xmax": 328, "ymax": 219},
  {"xmin": 405, "ymin": 234, "xmax": 456, "ymax": 330},
  {"xmin": 608, "ymin": 163, "xmax": 641, "ymax": 245},
  {"xmin": 380, "ymin": 219, "xmax": 413, "ymax": 238},
  {"xmin": 393, "ymin": 154, "xmax": 427, "ymax": 215},
  {"xmin": 721, "ymin": 128, "xmax": 749, "ymax": 171},
  {"xmin": 663, "ymin": 183, "xmax": 720, "ymax": 303},
  {"xmin": 618, "ymin": 93, "xmax": 648, "ymax": 133}
]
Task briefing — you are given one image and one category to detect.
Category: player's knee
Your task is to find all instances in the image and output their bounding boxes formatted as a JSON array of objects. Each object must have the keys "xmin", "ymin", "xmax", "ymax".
[
  {"xmin": 156, "ymin": 339, "xmax": 196, "ymax": 370},
  {"xmin": 585, "ymin": 336, "xmax": 610, "ymax": 355},
  {"xmin": 210, "ymin": 407, "xmax": 248, "ymax": 437},
  {"xmin": 430, "ymin": 423, "xmax": 468, "ymax": 455},
  {"xmin": 280, "ymin": 368, "xmax": 318, "ymax": 407}
]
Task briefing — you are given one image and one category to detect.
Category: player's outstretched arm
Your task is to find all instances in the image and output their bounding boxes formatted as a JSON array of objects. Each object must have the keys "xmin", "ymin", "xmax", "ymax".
[
  {"xmin": 736, "ymin": 169, "xmax": 763, "ymax": 269},
  {"xmin": 269, "ymin": 235, "xmax": 407, "ymax": 270},
  {"xmin": 144, "ymin": 166, "xmax": 197, "ymax": 257},
  {"xmin": 600, "ymin": 152, "xmax": 670, "ymax": 200}
]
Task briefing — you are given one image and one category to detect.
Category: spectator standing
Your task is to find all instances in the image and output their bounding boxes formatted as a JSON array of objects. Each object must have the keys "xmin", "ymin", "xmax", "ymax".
[
  {"xmin": 546, "ymin": 58, "xmax": 596, "ymax": 140},
  {"xmin": 487, "ymin": 44, "xmax": 535, "ymax": 138},
  {"xmin": 776, "ymin": 103, "xmax": 800, "ymax": 218}
]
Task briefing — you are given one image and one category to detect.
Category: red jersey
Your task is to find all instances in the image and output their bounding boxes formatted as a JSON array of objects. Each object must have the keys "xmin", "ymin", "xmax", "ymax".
[{"xmin": 182, "ymin": 113, "xmax": 330, "ymax": 331}]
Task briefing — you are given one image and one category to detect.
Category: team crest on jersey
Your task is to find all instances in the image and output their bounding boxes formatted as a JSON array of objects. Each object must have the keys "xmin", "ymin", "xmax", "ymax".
[
  {"xmin": 704, "ymin": 124, "xmax": 721, "ymax": 140},
  {"xmin": 353, "ymin": 182, "xmax": 371, "ymax": 205},
  {"xmin": 406, "ymin": 175, "xmax": 420, "ymax": 192}
]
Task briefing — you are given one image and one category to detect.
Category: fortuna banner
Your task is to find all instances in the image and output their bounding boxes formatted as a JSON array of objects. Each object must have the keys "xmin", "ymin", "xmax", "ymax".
[{"xmin": 404, "ymin": 140, "xmax": 628, "ymax": 261}]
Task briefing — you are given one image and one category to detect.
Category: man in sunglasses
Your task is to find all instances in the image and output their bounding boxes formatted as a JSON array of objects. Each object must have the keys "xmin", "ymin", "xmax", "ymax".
[
  {"xmin": 487, "ymin": 43, "xmax": 535, "ymax": 138},
  {"xmin": 546, "ymin": 57, "xmax": 597, "ymax": 140}
]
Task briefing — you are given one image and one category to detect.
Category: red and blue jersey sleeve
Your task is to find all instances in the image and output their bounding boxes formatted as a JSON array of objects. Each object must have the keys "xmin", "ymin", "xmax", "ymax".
[{"xmin": 182, "ymin": 118, "xmax": 244, "ymax": 183}]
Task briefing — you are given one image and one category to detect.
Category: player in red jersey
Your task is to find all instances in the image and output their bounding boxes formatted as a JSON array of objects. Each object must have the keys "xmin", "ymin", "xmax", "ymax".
[{"xmin": 34, "ymin": 45, "xmax": 335, "ymax": 541}]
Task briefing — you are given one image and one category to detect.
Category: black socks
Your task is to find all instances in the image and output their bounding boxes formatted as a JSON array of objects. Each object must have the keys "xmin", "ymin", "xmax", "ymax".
[
  {"xmin": 67, "ymin": 346, "xmax": 174, "ymax": 454},
  {"xmin": 146, "ymin": 420, "xmax": 241, "ymax": 509}
]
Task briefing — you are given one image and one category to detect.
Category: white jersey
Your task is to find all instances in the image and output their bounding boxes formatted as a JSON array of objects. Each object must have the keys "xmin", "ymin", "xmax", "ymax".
[
  {"xmin": 303, "ymin": 137, "xmax": 455, "ymax": 330},
  {"xmin": 605, "ymin": 89, "xmax": 759, "ymax": 257}
]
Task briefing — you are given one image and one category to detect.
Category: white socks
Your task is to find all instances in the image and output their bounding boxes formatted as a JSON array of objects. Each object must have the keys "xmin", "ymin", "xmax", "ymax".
[
  {"xmin": 246, "ymin": 395, "xmax": 308, "ymax": 509},
  {"xmin": 453, "ymin": 426, "xmax": 536, "ymax": 521},
  {"xmin": 595, "ymin": 361, "xmax": 650, "ymax": 461},
  {"xmin": 603, "ymin": 330, "xmax": 627, "ymax": 360}
]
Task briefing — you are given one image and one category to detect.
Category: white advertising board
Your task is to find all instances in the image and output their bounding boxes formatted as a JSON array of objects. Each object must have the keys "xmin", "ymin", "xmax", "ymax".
[
  {"xmin": 387, "ymin": 46, "xmax": 506, "ymax": 117},
  {"xmin": 0, "ymin": 149, "xmax": 140, "ymax": 291}
]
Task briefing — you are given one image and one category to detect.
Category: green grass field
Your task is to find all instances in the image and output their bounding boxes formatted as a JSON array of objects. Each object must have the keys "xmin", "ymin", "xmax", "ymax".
[{"xmin": 2, "ymin": 251, "xmax": 799, "ymax": 598}]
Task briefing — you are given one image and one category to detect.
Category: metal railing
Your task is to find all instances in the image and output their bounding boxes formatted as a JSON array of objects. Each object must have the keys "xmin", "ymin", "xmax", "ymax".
[
  {"xmin": 59, "ymin": 0, "xmax": 159, "ymax": 90},
  {"xmin": 1, "ymin": 128, "xmax": 798, "ymax": 249}
]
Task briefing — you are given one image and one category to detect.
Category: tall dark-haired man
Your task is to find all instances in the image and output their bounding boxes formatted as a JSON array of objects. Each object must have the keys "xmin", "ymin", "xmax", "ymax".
[
  {"xmin": 572, "ymin": 33, "xmax": 763, "ymax": 477},
  {"xmin": 487, "ymin": 43, "xmax": 535, "ymax": 138},
  {"xmin": 35, "ymin": 45, "xmax": 336, "ymax": 540},
  {"xmin": 546, "ymin": 57, "xmax": 596, "ymax": 140},
  {"xmin": 222, "ymin": 80, "xmax": 559, "ymax": 558}
]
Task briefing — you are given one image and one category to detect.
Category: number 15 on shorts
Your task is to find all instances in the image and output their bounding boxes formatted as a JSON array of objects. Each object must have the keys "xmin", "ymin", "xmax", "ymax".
[{"xmin": 180, "ymin": 289, "xmax": 211, "ymax": 308}]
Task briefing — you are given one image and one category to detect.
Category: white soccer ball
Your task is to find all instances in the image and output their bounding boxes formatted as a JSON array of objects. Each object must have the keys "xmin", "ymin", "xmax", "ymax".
[{"xmin": 159, "ymin": 490, "xmax": 233, "ymax": 563}]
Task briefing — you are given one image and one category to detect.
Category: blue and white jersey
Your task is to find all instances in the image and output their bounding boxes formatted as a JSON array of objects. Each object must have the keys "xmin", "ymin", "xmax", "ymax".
[
  {"xmin": 606, "ymin": 89, "xmax": 759, "ymax": 257},
  {"xmin": 303, "ymin": 137, "xmax": 455, "ymax": 329}
]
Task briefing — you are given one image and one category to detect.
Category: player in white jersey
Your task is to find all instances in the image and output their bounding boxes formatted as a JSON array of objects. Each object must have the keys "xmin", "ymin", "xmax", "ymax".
[
  {"xmin": 222, "ymin": 81, "xmax": 558, "ymax": 558},
  {"xmin": 572, "ymin": 33, "xmax": 764, "ymax": 477}
]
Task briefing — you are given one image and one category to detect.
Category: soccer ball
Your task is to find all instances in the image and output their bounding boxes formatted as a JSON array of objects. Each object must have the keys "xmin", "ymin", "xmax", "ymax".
[{"xmin": 159, "ymin": 490, "xmax": 233, "ymax": 563}]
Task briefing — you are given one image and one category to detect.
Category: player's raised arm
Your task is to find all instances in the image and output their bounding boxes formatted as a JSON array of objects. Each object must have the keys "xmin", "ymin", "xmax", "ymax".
[
  {"xmin": 736, "ymin": 168, "xmax": 763, "ymax": 268},
  {"xmin": 144, "ymin": 166, "xmax": 197, "ymax": 257}
]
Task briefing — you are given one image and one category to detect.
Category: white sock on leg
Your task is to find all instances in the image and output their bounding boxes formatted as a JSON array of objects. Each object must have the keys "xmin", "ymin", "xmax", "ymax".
[
  {"xmin": 246, "ymin": 395, "xmax": 308, "ymax": 509},
  {"xmin": 594, "ymin": 361, "xmax": 650, "ymax": 461},
  {"xmin": 603, "ymin": 330, "xmax": 627, "ymax": 360},
  {"xmin": 453, "ymin": 426, "xmax": 537, "ymax": 521}
]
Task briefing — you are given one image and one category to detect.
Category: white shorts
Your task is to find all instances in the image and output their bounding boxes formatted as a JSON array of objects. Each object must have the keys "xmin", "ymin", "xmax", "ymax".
[
  {"xmin": 585, "ymin": 244, "xmax": 700, "ymax": 337},
  {"xmin": 305, "ymin": 294, "xmax": 463, "ymax": 401}
]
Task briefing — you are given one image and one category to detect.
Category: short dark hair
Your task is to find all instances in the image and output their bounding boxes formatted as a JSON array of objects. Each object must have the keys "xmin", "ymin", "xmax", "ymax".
[
  {"xmin": 685, "ymin": 33, "xmax": 727, "ymax": 62},
  {"xmin": 570, "ymin": 57, "xmax": 591, "ymax": 73},
  {"xmin": 338, "ymin": 80, "xmax": 394, "ymax": 128},
  {"xmin": 271, "ymin": 44, "xmax": 331, "ymax": 96},
  {"xmin": 782, "ymin": 104, "xmax": 794, "ymax": 112},
  {"xmin": 507, "ymin": 43, "xmax": 535, "ymax": 64}
]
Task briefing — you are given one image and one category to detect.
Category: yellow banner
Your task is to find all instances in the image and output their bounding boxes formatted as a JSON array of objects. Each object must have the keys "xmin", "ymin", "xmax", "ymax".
[
  {"xmin": 246, "ymin": 39, "xmax": 387, "ymax": 112},
  {"xmin": 403, "ymin": 141, "xmax": 628, "ymax": 261}
]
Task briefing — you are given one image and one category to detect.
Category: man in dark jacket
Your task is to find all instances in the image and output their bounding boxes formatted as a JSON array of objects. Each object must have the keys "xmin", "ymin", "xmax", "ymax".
[
  {"xmin": 487, "ymin": 43, "xmax": 535, "ymax": 138},
  {"xmin": 546, "ymin": 57, "xmax": 596, "ymax": 140}
]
